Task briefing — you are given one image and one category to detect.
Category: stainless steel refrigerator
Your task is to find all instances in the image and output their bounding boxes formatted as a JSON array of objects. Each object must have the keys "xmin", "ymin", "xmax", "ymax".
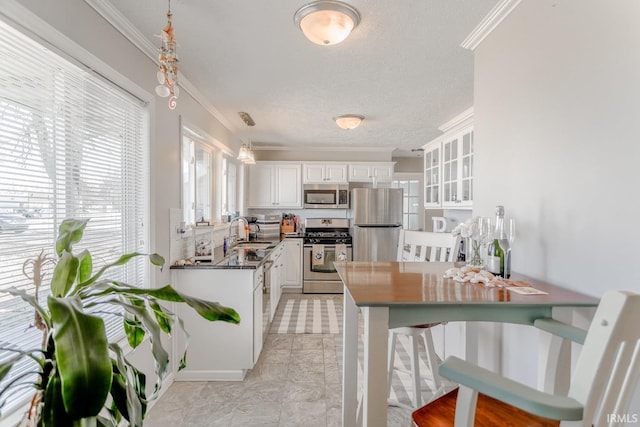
[{"xmin": 351, "ymin": 187, "xmax": 403, "ymax": 262}]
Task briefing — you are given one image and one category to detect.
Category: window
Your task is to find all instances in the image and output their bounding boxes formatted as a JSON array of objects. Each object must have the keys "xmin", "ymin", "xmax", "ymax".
[
  {"xmin": 0, "ymin": 19, "xmax": 148, "ymax": 413},
  {"xmin": 221, "ymin": 156, "xmax": 237, "ymax": 217},
  {"xmin": 393, "ymin": 175, "xmax": 423, "ymax": 230},
  {"xmin": 182, "ymin": 130, "xmax": 213, "ymax": 225}
]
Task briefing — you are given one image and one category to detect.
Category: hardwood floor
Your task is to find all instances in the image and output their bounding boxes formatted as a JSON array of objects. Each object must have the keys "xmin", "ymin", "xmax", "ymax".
[{"xmin": 144, "ymin": 295, "xmax": 415, "ymax": 426}]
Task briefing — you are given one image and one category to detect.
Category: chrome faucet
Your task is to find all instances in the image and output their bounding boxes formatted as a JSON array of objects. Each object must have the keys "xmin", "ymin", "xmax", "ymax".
[{"xmin": 227, "ymin": 216, "xmax": 248, "ymax": 247}]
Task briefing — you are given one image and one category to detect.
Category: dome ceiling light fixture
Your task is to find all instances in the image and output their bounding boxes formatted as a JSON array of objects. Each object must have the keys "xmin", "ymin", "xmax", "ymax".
[
  {"xmin": 334, "ymin": 114, "xmax": 364, "ymax": 130},
  {"xmin": 294, "ymin": 0, "xmax": 361, "ymax": 46}
]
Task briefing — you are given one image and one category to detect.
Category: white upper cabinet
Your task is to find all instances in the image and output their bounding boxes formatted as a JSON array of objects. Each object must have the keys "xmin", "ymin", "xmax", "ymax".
[
  {"xmin": 423, "ymin": 144, "xmax": 441, "ymax": 208},
  {"xmin": 441, "ymin": 127, "xmax": 473, "ymax": 208},
  {"xmin": 348, "ymin": 162, "xmax": 395, "ymax": 183},
  {"xmin": 422, "ymin": 108, "xmax": 474, "ymax": 209},
  {"xmin": 302, "ymin": 163, "xmax": 348, "ymax": 184},
  {"xmin": 247, "ymin": 162, "xmax": 302, "ymax": 208}
]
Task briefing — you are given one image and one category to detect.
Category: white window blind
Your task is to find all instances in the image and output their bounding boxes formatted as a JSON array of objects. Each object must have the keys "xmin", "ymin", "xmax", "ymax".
[
  {"xmin": 0, "ymin": 19, "xmax": 148, "ymax": 415},
  {"xmin": 181, "ymin": 130, "xmax": 213, "ymax": 225}
]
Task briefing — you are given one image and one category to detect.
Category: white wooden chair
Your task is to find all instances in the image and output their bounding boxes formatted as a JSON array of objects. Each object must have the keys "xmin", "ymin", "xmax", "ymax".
[
  {"xmin": 388, "ymin": 230, "xmax": 460, "ymax": 409},
  {"xmin": 412, "ymin": 290, "xmax": 640, "ymax": 427}
]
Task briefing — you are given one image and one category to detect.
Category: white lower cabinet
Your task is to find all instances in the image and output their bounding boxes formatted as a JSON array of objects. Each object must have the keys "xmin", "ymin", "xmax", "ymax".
[
  {"xmin": 253, "ymin": 266, "xmax": 264, "ymax": 365},
  {"xmin": 282, "ymin": 238, "xmax": 302, "ymax": 290},
  {"xmin": 269, "ymin": 243, "xmax": 285, "ymax": 320},
  {"xmin": 172, "ymin": 267, "xmax": 263, "ymax": 381}
]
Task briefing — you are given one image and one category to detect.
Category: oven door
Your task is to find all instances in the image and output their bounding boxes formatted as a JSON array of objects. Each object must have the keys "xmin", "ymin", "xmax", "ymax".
[{"xmin": 303, "ymin": 245, "xmax": 352, "ymax": 280}]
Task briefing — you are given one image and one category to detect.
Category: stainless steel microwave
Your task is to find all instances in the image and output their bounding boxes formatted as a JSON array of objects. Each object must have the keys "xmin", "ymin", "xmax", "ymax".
[{"xmin": 303, "ymin": 184, "xmax": 349, "ymax": 209}]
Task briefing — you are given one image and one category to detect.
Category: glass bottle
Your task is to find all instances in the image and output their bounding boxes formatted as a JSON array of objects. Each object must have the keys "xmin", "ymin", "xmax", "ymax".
[{"xmin": 487, "ymin": 206, "xmax": 511, "ymax": 278}]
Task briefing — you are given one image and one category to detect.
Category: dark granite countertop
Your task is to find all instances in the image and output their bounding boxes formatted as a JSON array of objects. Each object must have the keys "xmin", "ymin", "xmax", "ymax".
[{"xmin": 170, "ymin": 239, "xmax": 281, "ymax": 270}]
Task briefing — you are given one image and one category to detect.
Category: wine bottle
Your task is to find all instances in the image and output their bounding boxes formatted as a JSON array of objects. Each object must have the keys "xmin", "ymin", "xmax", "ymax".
[{"xmin": 487, "ymin": 206, "xmax": 511, "ymax": 278}]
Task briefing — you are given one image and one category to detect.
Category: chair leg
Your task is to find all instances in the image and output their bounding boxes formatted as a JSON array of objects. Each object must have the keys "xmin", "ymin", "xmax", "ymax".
[
  {"xmin": 454, "ymin": 385, "xmax": 478, "ymax": 427},
  {"xmin": 421, "ymin": 328, "xmax": 444, "ymax": 396},
  {"xmin": 387, "ymin": 332, "xmax": 396, "ymax": 400},
  {"xmin": 408, "ymin": 333, "xmax": 423, "ymax": 408}
]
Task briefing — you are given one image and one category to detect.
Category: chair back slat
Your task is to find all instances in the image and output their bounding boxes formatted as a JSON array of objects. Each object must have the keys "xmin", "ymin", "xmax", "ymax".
[
  {"xmin": 397, "ymin": 230, "xmax": 460, "ymax": 262},
  {"xmin": 569, "ymin": 291, "xmax": 640, "ymax": 425}
]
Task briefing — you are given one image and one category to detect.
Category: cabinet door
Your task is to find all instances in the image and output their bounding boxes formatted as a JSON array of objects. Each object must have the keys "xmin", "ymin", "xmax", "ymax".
[
  {"xmin": 302, "ymin": 164, "xmax": 325, "ymax": 183},
  {"xmin": 247, "ymin": 164, "xmax": 275, "ymax": 208},
  {"xmin": 442, "ymin": 129, "xmax": 473, "ymax": 208},
  {"xmin": 275, "ymin": 164, "xmax": 302, "ymax": 208},
  {"xmin": 253, "ymin": 279, "xmax": 263, "ymax": 365},
  {"xmin": 349, "ymin": 164, "xmax": 372, "ymax": 181},
  {"xmin": 424, "ymin": 144, "xmax": 441, "ymax": 208},
  {"xmin": 282, "ymin": 239, "xmax": 302, "ymax": 288},
  {"xmin": 325, "ymin": 164, "xmax": 348, "ymax": 183},
  {"xmin": 371, "ymin": 164, "xmax": 393, "ymax": 182}
]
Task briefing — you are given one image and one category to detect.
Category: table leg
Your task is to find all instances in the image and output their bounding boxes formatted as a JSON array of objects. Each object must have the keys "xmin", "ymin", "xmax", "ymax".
[
  {"xmin": 342, "ymin": 291, "xmax": 359, "ymax": 427},
  {"xmin": 361, "ymin": 306, "xmax": 389, "ymax": 427},
  {"xmin": 538, "ymin": 307, "xmax": 572, "ymax": 394}
]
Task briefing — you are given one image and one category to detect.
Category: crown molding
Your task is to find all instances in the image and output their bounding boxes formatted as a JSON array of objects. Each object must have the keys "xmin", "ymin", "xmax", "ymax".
[
  {"xmin": 84, "ymin": 0, "xmax": 236, "ymax": 132},
  {"xmin": 460, "ymin": 0, "xmax": 523, "ymax": 51},
  {"xmin": 252, "ymin": 145, "xmax": 394, "ymax": 153},
  {"xmin": 438, "ymin": 107, "xmax": 474, "ymax": 133}
]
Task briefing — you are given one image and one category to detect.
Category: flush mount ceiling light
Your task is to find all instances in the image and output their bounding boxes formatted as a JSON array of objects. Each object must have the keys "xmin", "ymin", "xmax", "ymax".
[
  {"xmin": 294, "ymin": 0, "xmax": 361, "ymax": 46},
  {"xmin": 155, "ymin": 0, "xmax": 179, "ymax": 109},
  {"xmin": 334, "ymin": 114, "xmax": 364, "ymax": 130}
]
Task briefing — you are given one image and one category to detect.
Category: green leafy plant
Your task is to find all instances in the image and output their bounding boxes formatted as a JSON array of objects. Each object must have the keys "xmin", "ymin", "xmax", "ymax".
[{"xmin": 0, "ymin": 219, "xmax": 240, "ymax": 426}]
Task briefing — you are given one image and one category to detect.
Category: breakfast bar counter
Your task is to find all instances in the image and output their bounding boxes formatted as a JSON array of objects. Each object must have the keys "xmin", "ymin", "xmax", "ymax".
[{"xmin": 335, "ymin": 261, "xmax": 598, "ymax": 427}]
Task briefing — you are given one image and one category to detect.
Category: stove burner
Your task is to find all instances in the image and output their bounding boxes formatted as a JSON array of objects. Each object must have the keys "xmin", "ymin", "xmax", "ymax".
[{"xmin": 304, "ymin": 228, "xmax": 352, "ymax": 245}]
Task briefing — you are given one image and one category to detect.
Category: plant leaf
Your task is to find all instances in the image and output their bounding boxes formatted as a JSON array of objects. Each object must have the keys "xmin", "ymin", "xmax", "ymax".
[
  {"xmin": 0, "ymin": 287, "xmax": 51, "ymax": 328},
  {"xmin": 77, "ymin": 250, "xmax": 93, "ymax": 284},
  {"xmin": 48, "ymin": 296, "xmax": 112, "ymax": 418},
  {"xmin": 110, "ymin": 344, "xmax": 147, "ymax": 427},
  {"xmin": 56, "ymin": 218, "xmax": 89, "ymax": 256},
  {"xmin": 149, "ymin": 300, "xmax": 173, "ymax": 334},
  {"xmin": 51, "ymin": 251, "xmax": 79, "ymax": 297},
  {"xmin": 123, "ymin": 317, "xmax": 146, "ymax": 349},
  {"xmin": 0, "ymin": 351, "xmax": 33, "ymax": 383},
  {"xmin": 75, "ymin": 252, "xmax": 165, "ymax": 291},
  {"xmin": 149, "ymin": 253, "xmax": 165, "ymax": 268},
  {"xmin": 86, "ymin": 283, "xmax": 240, "ymax": 324},
  {"xmin": 42, "ymin": 374, "xmax": 74, "ymax": 427},
  {"xmin": 100, "ymin": 298, "xmax": 170, "ymax": 394}
]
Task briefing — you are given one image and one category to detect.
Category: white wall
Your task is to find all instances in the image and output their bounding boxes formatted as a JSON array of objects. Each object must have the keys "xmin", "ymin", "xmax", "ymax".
[
  {"xmin": 8, "ymin": 0, "xmax": 242, "ymax": 404},
  {"xmin": 473, "ymin": 0, "xmax": 640, "ymax": 400}
]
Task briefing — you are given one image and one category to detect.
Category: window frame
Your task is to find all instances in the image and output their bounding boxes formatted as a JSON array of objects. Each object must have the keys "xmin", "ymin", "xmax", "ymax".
[{"xmin": 0, "ymin": 7, "xmax": 152, "ymax": 417}]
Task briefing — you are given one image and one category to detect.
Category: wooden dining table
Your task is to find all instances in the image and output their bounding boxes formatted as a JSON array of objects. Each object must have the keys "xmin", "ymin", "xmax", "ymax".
[{"xmin": 335, "ymin": 261, "xmax": 599, "ymax": 427}]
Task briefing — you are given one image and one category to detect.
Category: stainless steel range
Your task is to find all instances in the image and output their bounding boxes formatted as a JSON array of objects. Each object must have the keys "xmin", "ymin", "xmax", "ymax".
[{"xmin": 303, "ymin": 218, "xmax": 352, "ymax": 294}]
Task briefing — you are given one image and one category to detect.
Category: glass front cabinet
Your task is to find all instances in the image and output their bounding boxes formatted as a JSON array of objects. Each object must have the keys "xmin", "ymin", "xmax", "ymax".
[{"xmin": 422, "ymin": 109, "xmax": 474, "ymax": 209}]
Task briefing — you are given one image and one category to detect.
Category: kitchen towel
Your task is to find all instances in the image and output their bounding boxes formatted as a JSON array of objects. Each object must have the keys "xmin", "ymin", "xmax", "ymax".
[
  {"xmin": 335, "ymin": 244, "xmax": 348, "ymax": 262},
  {"xmin": 312, "ymin": 244, "xmax": 325, "ymax": 266}
]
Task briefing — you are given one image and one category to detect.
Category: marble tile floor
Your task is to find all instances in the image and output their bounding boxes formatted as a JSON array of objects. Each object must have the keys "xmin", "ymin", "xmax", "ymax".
[{"xmin": 144, "ymin": 298, "xmax": 414, "ymax": 426}]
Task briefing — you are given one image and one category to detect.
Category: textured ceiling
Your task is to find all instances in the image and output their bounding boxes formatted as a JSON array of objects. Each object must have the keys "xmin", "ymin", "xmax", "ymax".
[{"xmin": 106, "ymin": 0, "xmax": 497, "ymax": 156}]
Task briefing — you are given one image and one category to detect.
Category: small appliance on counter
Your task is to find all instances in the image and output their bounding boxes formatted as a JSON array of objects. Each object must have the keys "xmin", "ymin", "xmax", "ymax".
[{"xmin": 255, "ymin": 213, "xmax": 281, "ymax": 240}]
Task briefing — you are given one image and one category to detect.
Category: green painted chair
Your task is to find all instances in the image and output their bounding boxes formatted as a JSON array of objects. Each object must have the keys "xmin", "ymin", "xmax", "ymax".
[{"xmin": 412, "ymin": 290, "xmax": 640, "ymax": 427}]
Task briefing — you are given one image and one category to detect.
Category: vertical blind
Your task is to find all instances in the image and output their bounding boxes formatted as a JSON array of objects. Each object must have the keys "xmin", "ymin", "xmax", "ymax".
[{"xmin": 0, "ymin": 19, "xmax": 148, "ymax": 415}]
